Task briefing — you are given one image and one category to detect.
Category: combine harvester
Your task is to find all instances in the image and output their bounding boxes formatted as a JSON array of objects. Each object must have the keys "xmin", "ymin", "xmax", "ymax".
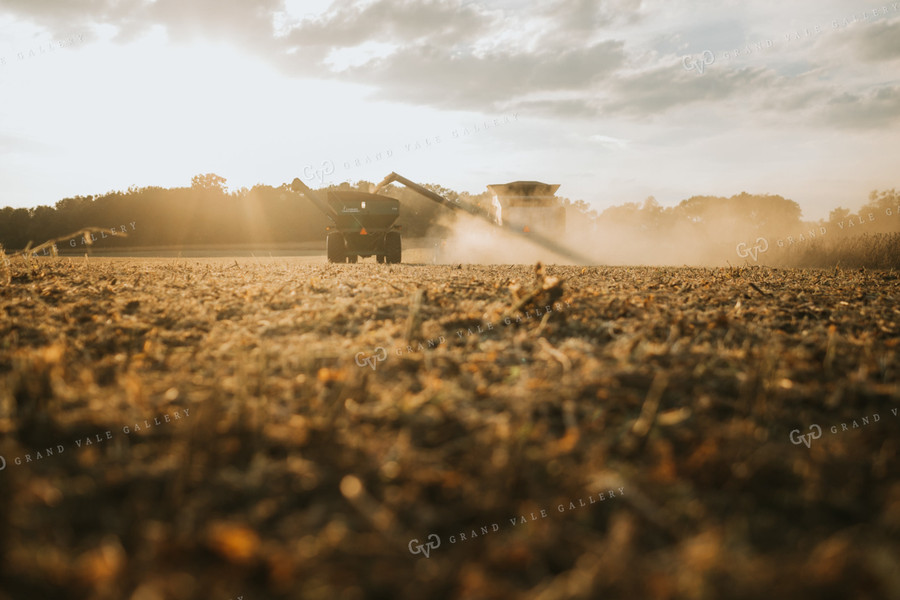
[
  {"xmin": 487, "ymin": 181, "xmax": 566, "ymax": 237},
  {"xmin": 291, "ymin": 172, "xmax": 592, "ymax": 264}
]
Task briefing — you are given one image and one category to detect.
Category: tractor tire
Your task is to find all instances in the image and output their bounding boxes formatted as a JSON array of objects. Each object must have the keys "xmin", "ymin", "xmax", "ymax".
[
  {"xmin": 376, "ymin": 255, "xmax": 385, "ymax": 264},
  {"xmin": 385, "ymin": 232, "xmax": 402, "ymax": 264},
  {"xmin": 346, "ymin": 254, "xmax": 358, "ymax": 263},
  {"xmin": 326, "ymin": 233, "xmax": 345, "ymax": 263}
]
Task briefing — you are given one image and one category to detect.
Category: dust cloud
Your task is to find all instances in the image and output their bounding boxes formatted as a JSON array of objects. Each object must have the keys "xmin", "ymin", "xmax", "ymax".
[
  {"xmin": 427, "ymin": 203, "xmax": 789, "ymax": 266},
  {"xmin": 411, "ymin": 188, "xmax": 899, "ymax": 267}
]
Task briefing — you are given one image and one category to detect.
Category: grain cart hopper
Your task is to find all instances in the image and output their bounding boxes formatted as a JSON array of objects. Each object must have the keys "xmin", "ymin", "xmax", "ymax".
[{"xmin": 291, "ymin": 178, "xmax": 402, "ymax": 263}]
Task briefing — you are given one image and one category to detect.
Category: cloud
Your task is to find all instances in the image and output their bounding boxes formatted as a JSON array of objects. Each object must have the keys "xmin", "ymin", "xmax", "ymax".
[
  {"xmin": 0, "ymin": 0, "xmax": 146, "ymax": 39},
  {"xmin": 821, "ymin": 85, "xmax": 900, "ymax": 129},
  {"xmin": 537, "ymin": 0, "xmax": 646, "ymax": 34},
  {"xmin": 0, "ymin": 0, "xmax": 628, "ymax": 107},
  {"xmin": 283, "ymin": 0, "xmax": 488, "ymax": 48},
  {"xmin": 344, "ymin": 40, "xmax": 626, "ymax": 111},
  {"xmin": 846, "ymin": 19, "xmax": 900, "ymax": 61},
  {"xmin": 511, "ymin": 97, "xmax": 600, "ymax": 119},
  {"xmin": 147, "ymin": 0, "xmax": 284, "ymax": 45},
  {"xmin": 601, "ymin": 63, "xmax": 778, "ymax": 117},
  {"xmin": 2, "ymin": 0, "xmax": 897, "ymax": 130},
  {"xmin": 0, "ymin": 0, "xmax": 286, "ymax": 47}
]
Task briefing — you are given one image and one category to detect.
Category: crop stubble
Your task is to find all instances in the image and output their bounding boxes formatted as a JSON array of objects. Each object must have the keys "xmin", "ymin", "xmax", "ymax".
[{"xmin": 0, "ymin": 257, "xmax": 898, "ymax": 599}]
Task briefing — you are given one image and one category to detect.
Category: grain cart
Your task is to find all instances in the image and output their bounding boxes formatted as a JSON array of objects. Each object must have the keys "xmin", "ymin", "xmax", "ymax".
[{"xmin": 291, "ymin": 178, "xmax": 402, "ymax": 263}]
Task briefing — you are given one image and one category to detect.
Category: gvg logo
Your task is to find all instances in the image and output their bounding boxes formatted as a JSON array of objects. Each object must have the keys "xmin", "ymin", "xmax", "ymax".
[
  {"xmin": 302, "ymin": 160, "xmax": 335, "ymax": 185},
  {"xmin": 790, "ymin": 424, "xmax": 822, "ymax": 448},
  {"xmin": 408, "ymin": 534, "xmax": 441, "ymax": 558},
  {"xmin": 355, "ymin": 347, "xmax": 387, "ymax": 371},
  {"xmin": 736, "ymin": 237, "xmax": 769, "ymax": 261},
  {"xmin": 682, "ymin": 50, "xmax": 715, "ymax": 74}
]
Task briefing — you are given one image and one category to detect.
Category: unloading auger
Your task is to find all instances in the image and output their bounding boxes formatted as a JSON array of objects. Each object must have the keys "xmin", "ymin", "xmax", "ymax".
[{"xmin": 371, "ymin": 172, "xmax": 595, "ymax": 265}]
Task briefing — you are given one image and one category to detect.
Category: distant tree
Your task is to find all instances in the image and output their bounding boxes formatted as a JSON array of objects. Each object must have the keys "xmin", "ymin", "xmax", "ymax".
[
  {"xmin": 4, "ymin": 208, "xmax": 32, "ymax": 248},
  {"xmin": 828, "ymin": 207, "xmax": 850, "ymax": 224},
  {"xmin": 0, "ymin": 207, "xmax": 16, "ymax": 248},
  {"xmin": 598, "ymin": 201, "xmax": 644, "ymax": 227},
  {"xmin": 191, "ymin": 173, "xmax": 227, "ymax": 193},
  {"xmin": 859, "ymin": 189, "xmax": 899, "ymax": 216},
  {"xmin": 55, "ymin": 196, "xmax": 93, "ymax": 212},
  {"xmin": 675, "ymin": 193, "xmax": 801, "ymax": 232}
]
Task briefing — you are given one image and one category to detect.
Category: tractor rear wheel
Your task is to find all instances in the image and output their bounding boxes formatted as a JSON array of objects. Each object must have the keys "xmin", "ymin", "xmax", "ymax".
[
  {"xmin": 326, "ymin": 233, "xmax": 345, "ymax": 263},
  {"xmin": 385, "ymin": 232, "xmax": 401, "ymax": 264}
]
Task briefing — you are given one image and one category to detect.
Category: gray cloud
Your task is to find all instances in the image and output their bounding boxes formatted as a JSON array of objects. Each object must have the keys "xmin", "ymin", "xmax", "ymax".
[
  {"xmin": 757, "ymin": 83, "xmax": 830, "ymax": 114},
  {"xmin": 821, "ymin": 85, "xmax": 900, "ymax": 128},
  {"xmin": 343, "ymin": 40, "xmax": 626, "ymax": 111},
  {"xmin": 148, "ymin": 0, "xmax": 284, "ymax": 45},
  {"xmin": 0, "ymin": 0, "xmax": 146, "ymax": 41},
  {"xmin": 848, "ymin": 19, "xmax": 900, "ymax": 61},
  {"xmin": 284, "ymin": 0, "xmax": 487, "ymax": 48},
  {"xmin": 602, "ymin": 64, "xmax": 778, "ymax": 117},
  {"xmin": 0, "ymin": 0, "xmax": 282, "ymax": 47},
  {"xmin": 538, "ymin": 0, "xmax": 646, "ymax": 33}
]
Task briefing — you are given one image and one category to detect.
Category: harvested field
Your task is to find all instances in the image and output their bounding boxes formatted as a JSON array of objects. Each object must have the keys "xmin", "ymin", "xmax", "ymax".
[{"xmin": 0, "ymin": 257, "xmax": 898, "ymax": 600}]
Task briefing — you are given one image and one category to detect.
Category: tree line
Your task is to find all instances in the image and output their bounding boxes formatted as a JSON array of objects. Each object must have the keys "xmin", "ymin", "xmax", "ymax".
[{"xmin": 0, "ymin": 174, "xmax": 896, "ymax": 255}]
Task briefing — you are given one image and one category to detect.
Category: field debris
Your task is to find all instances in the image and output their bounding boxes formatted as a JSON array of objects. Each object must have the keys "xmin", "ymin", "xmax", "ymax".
[{"xmin": 503, "ymin": 262, "xmax": 565, "ymax": 323}]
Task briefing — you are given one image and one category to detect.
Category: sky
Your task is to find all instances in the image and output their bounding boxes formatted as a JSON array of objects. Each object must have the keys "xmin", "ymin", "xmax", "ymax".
[{"xmin": 0, "ymin": 0, "xmax": 898, "ymax": 221}]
